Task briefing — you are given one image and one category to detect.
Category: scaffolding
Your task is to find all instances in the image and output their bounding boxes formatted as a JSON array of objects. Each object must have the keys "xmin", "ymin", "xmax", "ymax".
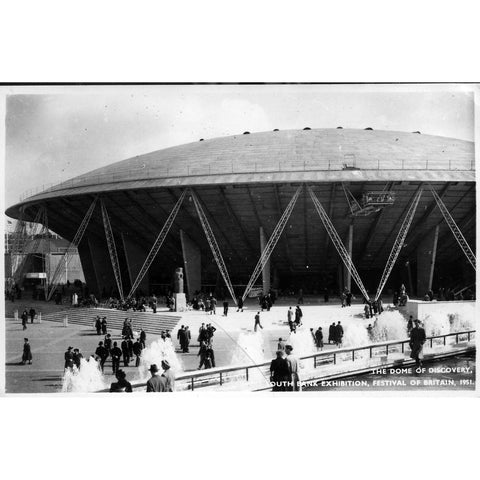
[
  {"xmin": 191, "ymin": 190, "xmax": 238, "ymax": 305},
  {"xmin": 374, "ymin": 189, "xmax": 423, "ymax": 301},
  {"xmin": 242, "ymin": 185, "xmax": 303, "ymax": 302},
  {"xmin": 429, "ymin": 184, "xmax": 476, "ymax": 271},
  {"xmin": 308, "ymin": 186, "xmax": 370, "ymax": 301},
  {"xmin": 47, "ymin": 197, "xmax": 98, "ymax": 301},
  {"xmin": 101, "ymin": 199, "xmax": 124, "ymax": 302},
  {"xmin": 126, "ymin": 189, "xmax": 187, "ymax": 300}
]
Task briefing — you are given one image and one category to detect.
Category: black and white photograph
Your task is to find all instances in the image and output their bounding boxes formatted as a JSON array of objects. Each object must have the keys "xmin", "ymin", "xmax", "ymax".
[{"xmin": 1, "ymin": 83, "xmax": 477, "ymax": 394}]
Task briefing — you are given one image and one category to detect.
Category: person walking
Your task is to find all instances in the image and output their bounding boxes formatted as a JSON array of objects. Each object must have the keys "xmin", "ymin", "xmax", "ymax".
[
  {"xmin": 277, "ymin": 337, "xmax": 286, "ymax": 351},
  {"xmin": 269, "ymin": 350, "xmax": 290, "ymax": 391},
  {"xmin": 110, "ymin": 369, "xmax": 132, "ymax": 392},
  {"xmin": 29, "ymin": 307, "xmax": 36, "ymax": 324},
  {"xmin": 64, "ymin": 346, "xmax": 74, "ymax": 370},
  {"xmin": 95, "ymin": 316, "xmax": 102, "ymax": 335},
  {"xmin": 140, "ymin": 329, "xmax": 147, "ymax": 349},
  {"xmin": 21, "ymin": 309, "xmax": 28, "ymax": 330},
  {"xmin": 132, "ymin": 338, "xmax": 143, "ymax": 367},
  {"xmin": 254, "ymin": 312, "xmax": 263, "ymax": 332},
  {"xmin": 198, "ymin": 340, "xmax": 208, "ymax": 369},
  {"xmin": 236, "ymin": 296, "xmax": 244, "ymax": 312},
  {"xmin": 22, "ymin": 338, "xmax": 32, "ymax": 365},
  {"xmin": 161, "ymin": 360, "xmax": 175, "ymax": 392},
  {"xmin": 206, "ymin": 343, "xmax": 216, "ymax": 368},
  {"xmin": 223, "ymin": 300, "xmax": 229, "ymax": 316},
  {"xmin": 295, "ymin": 305, "xmax": 303, "ymax": 326},
  {"xmin": 285, "ymin": 345, "xmax": 300, "ymax": 391},
  {"xmin": 95, "ymin": 341, "xmax": 109, "ymax": 372},
  {"xmin": 314, "ymin": 327, "xmax": 324, "ymax": 350},
  {"xmin": 110, "ymin": 342, "xmax": 123, "ymax": 374},
  {"xmin": 101, "ymin": 317, "xmax": 108, "ymax": 335},
  {"xmin": 409, "ymin": 320, "xmax": 426, "ymax": 368},
  {"xmin": 184, "ymin": 326, "xmax": 191, "ymax": 353},
  {"xmin": 121, "ymin": 337, "xmax": 130, "ymax": 367},
  {"xmin": 146, "ymin": 364, "xmax": 167, "ymax": 392},
  {"xmin": 104, "ymin": 333, "xmax": 112, "ymax": 352},
  {"xmin": 335, "ymin": 321, "xmax": 344, "ymax": 347},
  {"xmin": 73, "ymin": 348, "xmax": 83, "ymax": 369},
  {"xmin": 177, "ymin": 325, "xmax": 186, "ymax": 352},
  {"xmin": 328, "ymin": 322, "xmax": 335, "ymax": 344}
]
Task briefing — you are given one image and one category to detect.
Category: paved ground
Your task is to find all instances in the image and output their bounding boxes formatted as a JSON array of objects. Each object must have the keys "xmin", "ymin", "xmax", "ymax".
[{"xmin": 4, "ymin": 298, "xmax": 344, "ymax": 393}]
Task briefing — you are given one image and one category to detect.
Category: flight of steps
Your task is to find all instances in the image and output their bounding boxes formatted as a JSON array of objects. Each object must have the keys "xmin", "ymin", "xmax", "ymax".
[{"xmin": 42, "ymin": 307, "xmax": 181, "ymax": 336}]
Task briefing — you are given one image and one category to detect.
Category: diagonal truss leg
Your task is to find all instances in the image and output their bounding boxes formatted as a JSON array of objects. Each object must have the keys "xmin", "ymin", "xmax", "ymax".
[
  {"xmin": 242, "ymin": 185, "xmax": 303, "ymax": 302},
  {"xmin": 308, "ymin": 186, "xmax": 370, "ymax": 301},
  {"xmin": 126, "ymin": 189, "xmax": 187, "ymax": 300},
  {"xmin": 429, "ymin": 184, "xmax": 476, "ymax": 271},
  {"xmin": 191, "ymin": 190, "xmax": 238, "ymax": 305},
  {"xmin": 374, "ymin": 189, "xmax": 423, "ymax": 301},
  {"xmin": 101, "ymin": 199, "xmax": 124, "ymax": 302},
  {"xmin": 47, "ymin": 196, "xmax": 99, "ymax": 301}
]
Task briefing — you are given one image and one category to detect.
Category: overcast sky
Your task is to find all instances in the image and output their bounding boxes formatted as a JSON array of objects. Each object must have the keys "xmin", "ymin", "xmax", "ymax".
[{"xmin": 4, "ymin": 84, "xmax": 475, "ymax": 211}]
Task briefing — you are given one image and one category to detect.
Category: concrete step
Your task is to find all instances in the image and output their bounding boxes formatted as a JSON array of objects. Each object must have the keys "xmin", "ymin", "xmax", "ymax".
[{"xmin": 41, "ymin": 307, "xmax": 181, "ymax": 336}]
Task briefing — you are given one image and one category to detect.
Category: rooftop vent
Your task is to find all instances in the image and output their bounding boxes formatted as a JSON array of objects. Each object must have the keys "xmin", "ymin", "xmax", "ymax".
[
  {"xmin": 273, "ymin": 129, "xmax": 279, "ymax": 131},
  {"xmin": 412, "ymin": 131, "xmax": 421, "ymax": 134},
  {"xmin": 303, "ymin": 127, "xmax": 311, "ymax": 130},
  {"xmin": 199, "ymin": 138, "xmax": 204, "ymax": 141},
  {"xmin": 336, "ymin": 126, "xmax": 343, "ymax": 129},
  {"xmin": 364, "ymin": 127, "xmax": 373, "ymax": 130},
  {"xmin": 243, "ymin": 131, "xmax": 250, "ymax": 135}
]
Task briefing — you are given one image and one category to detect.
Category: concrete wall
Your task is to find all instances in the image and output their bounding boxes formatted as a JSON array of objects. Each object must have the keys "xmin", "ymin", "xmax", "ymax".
[
  {"xmin": 404, "ymin": 299, "xmax": 475, "ymax": 322},
  {"xmin": 180, "ymin": 229, "xmax": 201, "ymax": 296}
]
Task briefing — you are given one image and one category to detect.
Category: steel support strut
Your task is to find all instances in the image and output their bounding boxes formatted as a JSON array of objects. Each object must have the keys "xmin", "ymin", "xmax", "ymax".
[
  {"xmin": 47, "ymin": 197, "xmax": 99, "ymax": 301},
  {"xmin": 101, "ymin": 200, "xmax": 124, "ymax": 302},
  {"xmin": 191, "ymin": 190, "xmax": 238, "ymax": 305},
  {"xmin": 308, "ymin": 186, "xmax": 370, "ymax": 301},
  {"xmin": 242, "ymin": 185, "xmax": 303, "ymax": 302},
  {"xmin": 429, "ymin": 184, "xmax": 476, "ymax": 271},
  {"xmin": 126, "ymin": 189, "xmax": 187, "ymax": 300},
  {"xmin": 374, "ymin": 189, "xmax": 423, "ymax": 301},
  {"xmin": 10, "ymin": 208, "xmax": 27, "ymax": 276}
]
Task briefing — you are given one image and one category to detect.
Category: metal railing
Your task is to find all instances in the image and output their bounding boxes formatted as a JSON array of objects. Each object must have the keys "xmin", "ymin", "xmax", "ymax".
[
  {"xmin": 19, "ymin": 156, "xmax": 475, "ymax": 202},
  {"xmin": 112, "ymin": 329, "xmax": 475, "ymax": 393}
]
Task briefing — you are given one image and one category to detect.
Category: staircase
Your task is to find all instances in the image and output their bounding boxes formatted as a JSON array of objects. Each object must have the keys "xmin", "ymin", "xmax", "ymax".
[{"xmin": 41, "ymin": 307, "xmax": 181, "ymax": 336}]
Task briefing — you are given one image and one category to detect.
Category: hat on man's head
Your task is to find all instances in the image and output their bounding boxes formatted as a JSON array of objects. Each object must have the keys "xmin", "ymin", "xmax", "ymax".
[
  {"xmin": 285, "ymin": 344, "xmax": 293, "ymax": 351},
  {"xmin": 161, "ymin": 360, "xmax": 170, "ymax": 369},
  {"xmin": 414, "ymin": 319, "xmax": 421, "ymax": 324},
  {"xmin": 149, "ymin": 364, "xmax": 159, "ymax": 373},
  {"xmin": 67, "ymin": 346, "xmax": 73, "ymax": 350}
]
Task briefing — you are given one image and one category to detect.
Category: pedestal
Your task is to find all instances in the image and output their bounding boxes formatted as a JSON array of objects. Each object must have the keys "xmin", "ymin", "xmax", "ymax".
[{"xmin": 174, "ymin": 293, "xmax": 186, "ymax": 312}]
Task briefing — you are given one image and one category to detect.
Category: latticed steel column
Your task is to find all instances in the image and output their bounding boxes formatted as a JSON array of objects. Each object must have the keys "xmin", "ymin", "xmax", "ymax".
[
  {"xmin": 47, "ymin": 196, "xmax": 99, "ymax": 301},
  {"xmin": 308, "ymin": 186, "xmax": 370, "ymax": 301},
  {"xmin": 13, "ymin": 206, "xmax": 47, "ymax": 285},
  {"xmin": 374, "ymin": 188, "xmax": 423, "ymax": 301},
  {"xmin": 126, "ymin": 189, "xmax": 187, "ymax": 300},
  {"xmin": 191, "ymin": 190, "xmax": 238, "ymax": 305},
  {"xmin": 429, "ymin": 184, "xmax": 476, "ymax": 271},
  {"xmin": 242, "ymin": 185, "xmax": 303, "ymax": 302},
  {"xmin": 101, "ymin": 199, "xmax": 124, "ymax": 302}
]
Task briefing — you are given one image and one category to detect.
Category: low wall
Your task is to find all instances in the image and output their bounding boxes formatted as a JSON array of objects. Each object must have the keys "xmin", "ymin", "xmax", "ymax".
[{"xmin": 404, "ymin": 300, "xmax": 475, "ymax": 322}]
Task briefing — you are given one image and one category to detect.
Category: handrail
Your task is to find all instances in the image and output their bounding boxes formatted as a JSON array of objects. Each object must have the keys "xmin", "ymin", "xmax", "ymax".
[
  {"xmin": 19, "ymin": 156, "xmax": 475, "ymax": 202},
  {"xmin": 98, "ymin": 329, "xmax": 475, "ymax": 392}
]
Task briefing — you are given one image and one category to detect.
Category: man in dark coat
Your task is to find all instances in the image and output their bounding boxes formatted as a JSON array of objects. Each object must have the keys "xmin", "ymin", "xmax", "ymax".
[
  {"xmin": 121, "ymin": 337, "xmax": 130, "ymax": 367},
  {"xmin": 270, "ymin": 351, "xmax": 290, "ymax": 391},
  {"xmin": 64, "ymin": 346, "xmax": 74, "ymax": 370},
  {"xmin": 335, "ymin": 321, "xmax": 344, "ymax": 346},
  {"xmin": 101, "ymin": 317, "xmax": 107, "ymax": 335},
  {"xmin": 328, "ymin": 322, "xmax": 335, "ymax": 344},
  {"xmin": 29, "ymin": 307, "xmax": 36, "ymax": 323},
  {"xmin": 146, "ymin": 364, "xmax": 167, "ymax": 392},
  {"xmin": 72, "ymin": 348, "xmax": 83, "ymax": 369},
  {"xmin": 110, "ymin": 341, "xmax": 123, "ymax": 374},
  {"xmin": 315, "ymin": 327, "xmax": 324, "ymax": 349},
  {"xmin": 409, "ymin": 320, "xmax": 426, "ymax": 367},
  {"xmin": 236, "ymin": 296, "xmax": 244, "ymax": 312},
  {"xmin": 295, "ymin": 305, "xmax": 303, "ymax": 326},
  {"xmin": 95, "ymin": 341, "xmax": 109, "ymax": 372},
  {"xmin": 132, "ymin": 338, "xmax": 143, "ymax": 367},
  {"xmin": 223, "ymin": 300, "xmax": 229, "ymax": 316},
  {"xmin": 254, "ymin": 312, "xmax": 263, "ymax": 332},
  {"xmin": 140, "ymin": 329, "xmax": 146, "ymax": 349},
  {"xmin": 104, "ymin": 333, "xmax": 112, "ymax": 352},
  {"xmin": 184, "ymin": 326, "xmax": 191, "ymax": 353},
  {"xmin": 22, "ymin": 338, "xmax": 32, "ymax": 365},
  {"xmin": 110, "ymin": 369, "xmax": 132, "ymax": 393},
  {"xmin": 21, "ymin": 310, "xmax": 28, "ymax": 330},
  {"xmin": 177, "ymin": 325, "xmax": 186, "ymax": 351},
  {"xmin": 95, "ymin": 316, "xmax": 102, "ymax": 335}
]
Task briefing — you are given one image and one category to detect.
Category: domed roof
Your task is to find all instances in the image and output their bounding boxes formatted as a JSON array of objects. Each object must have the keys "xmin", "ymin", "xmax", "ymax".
[{"xmin": 11, "ymin": 128, "xmax": 475, "ymax": 209}]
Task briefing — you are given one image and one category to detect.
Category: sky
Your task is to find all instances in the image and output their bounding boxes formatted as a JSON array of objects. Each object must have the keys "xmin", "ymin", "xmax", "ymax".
[{"xmin": 3, "ymin": 84, "xmax": 476, "ymax": 213}]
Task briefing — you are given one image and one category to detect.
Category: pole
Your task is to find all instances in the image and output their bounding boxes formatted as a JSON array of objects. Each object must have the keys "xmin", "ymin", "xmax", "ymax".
[{"xmin": 428, "ymin": 225, "xmax": 439, "ymax": 291}]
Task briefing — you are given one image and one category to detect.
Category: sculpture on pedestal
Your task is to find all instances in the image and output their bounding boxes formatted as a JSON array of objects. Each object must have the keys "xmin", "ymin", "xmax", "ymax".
[{"xmin": 174, "ymin": 267, "xmax": 184, "ymax": 294}]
